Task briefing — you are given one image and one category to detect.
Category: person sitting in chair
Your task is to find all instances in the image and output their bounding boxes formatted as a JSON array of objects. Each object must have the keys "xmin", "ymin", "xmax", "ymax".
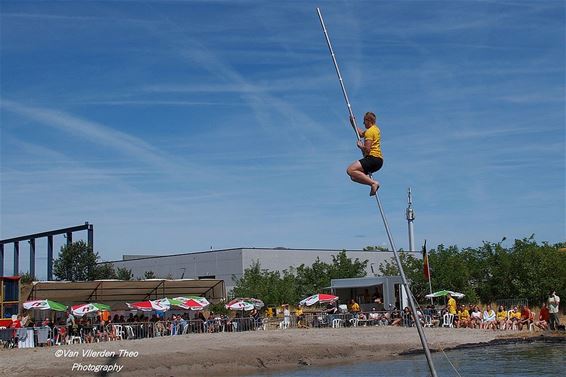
[
  {"xmin": 518, "ymin": 305, "xmax": 533, "ymax": 331},
  {"xmin": 535, "ymin": 302, "xmax": 550, "ymax": 331},
  {"xmin": 349, "ymin": 299, "xmax": 361, "ymax": 319}
]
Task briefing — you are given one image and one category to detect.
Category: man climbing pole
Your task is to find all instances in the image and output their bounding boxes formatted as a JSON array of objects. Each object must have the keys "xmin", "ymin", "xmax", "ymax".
[{"xmin": 346, "ymin": 111, "xmax": 383, "ymax": 196}]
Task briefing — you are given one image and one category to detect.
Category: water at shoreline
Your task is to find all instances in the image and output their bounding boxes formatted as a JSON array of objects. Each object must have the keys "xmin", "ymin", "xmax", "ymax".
[{"xmin": 252, "ymin": 342, "xmax": 564, "ymax": 377}]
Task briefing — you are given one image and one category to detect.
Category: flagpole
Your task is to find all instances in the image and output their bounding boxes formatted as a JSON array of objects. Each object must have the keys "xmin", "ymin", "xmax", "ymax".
[
  {"xmin": 423, "ymin": 240, "xmax": 434, "ymax": 305},
  {"xmin": 425, "ymin": 248, "xmax": 434, "ymax": 306}
]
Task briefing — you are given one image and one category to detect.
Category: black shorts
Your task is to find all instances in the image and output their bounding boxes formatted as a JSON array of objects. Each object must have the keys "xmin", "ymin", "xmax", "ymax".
[{"xmin": 359, "ymin": 156, "xmax": 383, "ymax": 175}]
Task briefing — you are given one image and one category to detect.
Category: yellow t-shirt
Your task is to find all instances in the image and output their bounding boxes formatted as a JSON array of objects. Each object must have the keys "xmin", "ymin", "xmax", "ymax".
[
  {"xmin": 350, "ymin": 302, "xmax": 360, "ymax": 312},
  {"xmin": 447, "ymin": 298, "xmax": 457, "ymax": 314},
  {"xmin": 496, "ymin": 311, "xmax": 507, "ymax": 321},
  {"xmin": 363, "ymin": 125, "xmax": 382, "ymax": 159},
  {"xmin": 511, "ymin": 311, "xmax": 521, "ymax": 320},
  {"xmin": 458, "ymin": 309, "xmax": 470, "ymax": 320},
  {"xmin": 295, "ymin": 308, "xmax": 303, "ymax": 316}
]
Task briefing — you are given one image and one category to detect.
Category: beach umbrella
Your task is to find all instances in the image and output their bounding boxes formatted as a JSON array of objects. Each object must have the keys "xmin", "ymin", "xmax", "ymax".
[
  {"xmin": 299, "ymin": 293, "xmax": 339, "ymax": 306},
  {"xmin": 226, "ymin": 300, "xmax": 254, "ymax": 311},
  {"xmin": 173, "ymin": 296, "xmax": 210, "ymax": 310},
  {"xmin": 71, "ymin": 303, "xmax": 111, "ymax": 317},
  {"xmin": 425, "ymin": 290, "xmax": 465, "ymax": 299},
  {"xmin": 225, "ymin": 298, "xmax": 264, "ymax": 311},
  {"xmin": 228, "ymin": 298, "xmax": 264, "ymax": 309},
  {"xmin": 186, "ymin": 296, "xmax": 211, "ymax": 306},
  {"xmin": 179, "ymin": 298, "xmax": 208, "ymax": 310},
  {"xmin": 127, "ymin": 299, "xmax": 170, "ymax": 312},
  {"xmin": 23, "ymin": 299, "xmax": 67, "ymax": 312}
]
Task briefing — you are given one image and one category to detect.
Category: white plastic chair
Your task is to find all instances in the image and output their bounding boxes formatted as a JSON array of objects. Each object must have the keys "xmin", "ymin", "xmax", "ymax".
[
  {"xmin": 124, "ymin": 325, "xmax": 136, "ymax": 339},
  {"xmin": 68, "ymin": 333, "xmax": 82, "ymax": 344},
  {"xmin": 332, "ymin": 318, "xmax": 343, "ymax": 328},
  {"xmin": 113, "ymin": 325, "xmax": 124, "ymax": 340},
  {"xmin": 424, "ymin": 315, "xmax": 433, "ymax": 328},
  {"xmin": 442, "ymin": 313, "xmax": 454, "ymax": 328},
  {"xmin": 54, "ymin": 327, "xmax": 66, "ymax": 345},
  {"xmin": 181, "ymin": 323, "xmax": 190, "ymax": 334},
  {"xmin": 66, "ymin": 326, "xmax": 82, "ymax": 344},
  {"xmin": 527, "ymin": 311, "xmax": 535, "ymax": 331},
  {"xmin": 349, "ymin": 318, "xmax": 359, "ymax": 327}
]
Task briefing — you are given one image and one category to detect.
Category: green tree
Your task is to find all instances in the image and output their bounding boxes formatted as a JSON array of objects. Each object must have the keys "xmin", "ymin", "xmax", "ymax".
[
  {"xmin": 116, "ymin": 267, "xmax": 133, "ymax": 280},
  {"xmin": 295, "ymin": 251, "xmax": 367, "ymax": 298},
  {"xmin": 378, "ymin": 237, "xmax": 566, "ymax": 307},
  {"xmin": 514, "ymin": 239, "xmax": 562, "ymax": 305},
  {"xmin": 19, "ymin": 272, "xmax": 36, "ymax": 284},
  {"xmin": 93, "ymin": 263, "xmax": 117, "ymax": 280},
  {"xmin": 144, "ymin": 271, "xmax": 156, "ymax": 279},
  {"xmin": 232, "ymin": 252, "xmax": 368, "ymax": 306},
  {"xmin": 378, "ymin": 252, "xmax": 432, "ymax": 302},
  {"xmin": 328, "ymin": 250, "xmax": 368, "ymax": 279},
  {"xmin": 363, "ymin": 245, "xmax": 389, "ymax": 251},
  {"xmin": 231, "ymin": 261, "xmax": 299, "ymax": 305},
  {"xmin": 428, "ymin": 245, "xmax": 480, "ymax": 303},
  {"xmin": 53, "ymin": 241, "xmax": 113, "ymax": 281},
  {"xmin": 295, "ymin": 258, "xmax": 331, "ymax": 297}
]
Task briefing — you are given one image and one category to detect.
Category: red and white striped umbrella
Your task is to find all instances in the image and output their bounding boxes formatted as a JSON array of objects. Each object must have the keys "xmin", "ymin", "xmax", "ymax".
[
  {"xmin": 127, "ymin": 299, "xmax": 169, "ymax": 312},
  {"xmin": 71, "ymin": 303, "xmax": 110, "ymax": 317},
  {"xmin": 174, "ymin": 297, "xmax": 209, "ymax": 311},
  {"xmin": 299, "ymin": 293, "xmax": 338, "ymax": 306},
  {"xmin": 225, "ymin": 298, "xmax": 264, "ymax": 311}
]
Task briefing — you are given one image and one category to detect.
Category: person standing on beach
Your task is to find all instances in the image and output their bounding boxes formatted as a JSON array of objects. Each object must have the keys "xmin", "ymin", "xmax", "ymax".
[
  {"xmin": 548, "ymin": 290, "xmax": 560, "ymax": 330},
  {"xmin": 346, "ymin": 112, "xmax": 383, "ymax": 196},
  {"xmin": 446, "ymin": 293, "xmax": 457, "ymax": 316},
  {"xmin": 65, "ymin": 309, "xmax": 76, "ymax": 341},
  {"xmin": 295, "ymin": 305, "xmax": 306, "ymax": 328}
]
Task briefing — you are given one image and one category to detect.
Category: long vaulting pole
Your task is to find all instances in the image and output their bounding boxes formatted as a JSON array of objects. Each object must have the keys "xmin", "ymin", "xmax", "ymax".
[{"xmin": 316, "ymin": 8, "xmax": 438, "ymax": 377}]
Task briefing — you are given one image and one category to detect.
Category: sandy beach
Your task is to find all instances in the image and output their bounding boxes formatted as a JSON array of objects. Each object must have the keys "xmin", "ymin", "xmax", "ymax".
[{"xmin": 1, "ymin": 327, "xmax": 550, "ymax": 377}]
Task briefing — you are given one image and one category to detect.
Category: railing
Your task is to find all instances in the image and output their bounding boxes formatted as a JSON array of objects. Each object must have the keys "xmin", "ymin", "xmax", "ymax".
[
  {"xmin": 0, "ymin": 309, "xmax": 539, "ymax": 349},
  {"xmin": 495, "ymin": 298, "xmax": 529, "ymax": 309},
  {"xmin": 0, "ymin": 318, "xmax": 268, "ymax": 348}
]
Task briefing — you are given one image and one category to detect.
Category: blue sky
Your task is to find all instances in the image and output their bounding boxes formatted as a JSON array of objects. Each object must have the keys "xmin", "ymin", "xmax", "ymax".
[{"xmin": 1, "ymin": 0, "xmax": 564, "ymax": 278}]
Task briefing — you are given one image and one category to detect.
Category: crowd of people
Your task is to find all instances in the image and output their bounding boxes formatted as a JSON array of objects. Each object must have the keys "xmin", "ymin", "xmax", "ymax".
[
  {"xmin": 437, "ymin": 290, "xmax": 562, "ymax": 331},
  {"xmin": 2, "ymin": 305, "xmax": 270, "ymax": 347},
  {"xmin": 301, "ymin": 291, "xmax": 562, "ymax": 331},
  {"xmin": 1, "ymin": 290, "xmax": 561, "ymax": 348}
]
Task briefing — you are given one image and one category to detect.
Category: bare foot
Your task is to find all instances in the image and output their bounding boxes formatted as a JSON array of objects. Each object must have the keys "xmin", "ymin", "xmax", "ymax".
[{"xmin": 369, "ymin": 181, "xmax": 380, "ymax": 196}]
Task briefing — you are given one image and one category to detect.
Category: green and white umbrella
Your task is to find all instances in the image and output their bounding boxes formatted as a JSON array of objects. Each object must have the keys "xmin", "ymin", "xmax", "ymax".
[
  {"xmin": 425, "ymin": 290, "xmax": 465, "ymax": 299},
  {"xmin": 71, "ymin": 303, "xmax": 111, "ymax": 317},
  {"xmin": 23, "ymin": 299, "xmax": 67, "ymax": 312}
]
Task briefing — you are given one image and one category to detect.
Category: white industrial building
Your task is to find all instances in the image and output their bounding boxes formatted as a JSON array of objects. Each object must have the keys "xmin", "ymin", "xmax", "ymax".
[{"xmin": 105, "ymin": 247, "xmax": 420, "ymax": 296}]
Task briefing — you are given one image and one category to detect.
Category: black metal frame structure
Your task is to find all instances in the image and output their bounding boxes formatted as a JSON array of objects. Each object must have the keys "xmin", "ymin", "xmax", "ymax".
[{"xmin": 0, "ymin": 222, "xmax": 93, "ymax": 280}]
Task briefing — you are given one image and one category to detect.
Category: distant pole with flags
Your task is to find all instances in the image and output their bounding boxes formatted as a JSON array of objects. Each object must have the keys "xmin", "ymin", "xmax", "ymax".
[{"xmin": 423, "ymin": 240, "xmax": 433, "ymax": 305}]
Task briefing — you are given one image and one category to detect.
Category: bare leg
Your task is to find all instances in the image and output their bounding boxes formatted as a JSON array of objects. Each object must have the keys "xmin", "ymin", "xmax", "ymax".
[{"xmin": 347, "ymin": 161, "xmax": 380, "ymax": 196}]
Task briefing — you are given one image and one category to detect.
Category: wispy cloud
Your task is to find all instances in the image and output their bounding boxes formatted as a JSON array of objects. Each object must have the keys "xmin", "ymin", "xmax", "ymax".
[
  {"xmin": 0, "ymin": 12, "xmax": 161, "ymax": 25},
  {"xmin": 1, "ymin": 100, "xmax": 186, "ymax": 178},
  {"xmin": 77, "ymin": 100, "xmax": 226, "ymax": 106}
]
